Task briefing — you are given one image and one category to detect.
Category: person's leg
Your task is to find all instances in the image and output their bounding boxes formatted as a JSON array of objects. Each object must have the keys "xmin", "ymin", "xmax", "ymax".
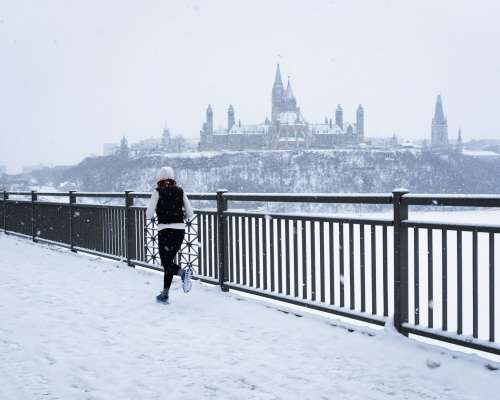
[{"xmin": 160, "ymin": 229, "xmax": 185, "ymax": 291}]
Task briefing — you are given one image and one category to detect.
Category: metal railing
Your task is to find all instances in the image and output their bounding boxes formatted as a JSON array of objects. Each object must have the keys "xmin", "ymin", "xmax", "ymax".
[{"xmin": 1, "ymin": 189, "xmax": 499, "ymax": 355}]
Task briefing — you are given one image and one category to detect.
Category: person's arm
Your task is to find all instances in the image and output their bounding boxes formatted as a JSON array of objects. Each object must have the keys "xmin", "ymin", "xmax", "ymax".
[
  {"xmin": 183, "ymin": 192, "xmax": 194, "ymax": 220},
  {"xmin": 145, "ymin": 190, "xmax": 159, "ymax": 220}
]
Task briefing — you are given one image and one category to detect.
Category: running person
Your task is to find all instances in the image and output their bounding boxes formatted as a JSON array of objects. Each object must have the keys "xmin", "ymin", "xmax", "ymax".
[{"xmin": 146, "ymin": 166, "xmax": 194, "ymax": 303}]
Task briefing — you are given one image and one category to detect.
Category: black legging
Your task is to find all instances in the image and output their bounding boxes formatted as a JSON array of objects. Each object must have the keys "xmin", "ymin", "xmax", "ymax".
[{"xmin": 158, "ymin": 228, "xmax": 185, "ymax": 290}]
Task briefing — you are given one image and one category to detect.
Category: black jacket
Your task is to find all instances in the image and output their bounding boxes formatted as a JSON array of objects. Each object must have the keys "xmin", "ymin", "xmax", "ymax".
[{"xmin": 156, "ymin": 186, "xmax": 184, "ymax": 224}]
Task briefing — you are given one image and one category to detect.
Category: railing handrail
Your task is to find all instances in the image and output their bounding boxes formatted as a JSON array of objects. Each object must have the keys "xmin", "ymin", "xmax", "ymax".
[
  {"xmin": 222, "ymin": 192, "xmax": 394, "ymax": 204},
  {"xmin": 402, "ymin": 193, "xmax": 500, "ymax": 207}
]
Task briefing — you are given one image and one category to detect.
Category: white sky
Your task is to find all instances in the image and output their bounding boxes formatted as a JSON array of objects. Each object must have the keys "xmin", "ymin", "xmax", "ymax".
[{"xmin": 1, "ymin": 0, "xmax": 499, "ymax": 173}]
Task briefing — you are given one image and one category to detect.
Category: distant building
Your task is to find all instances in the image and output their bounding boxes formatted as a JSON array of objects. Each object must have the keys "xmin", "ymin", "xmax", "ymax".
[
  {"xmin": 431, "ymin": 95, "xmax": 448, "ymax": 147},
  {"xmin": 199, "ymin": 64, "xmax": 365, "ymax": 150},
  {"xmin": 0, "ymin": 165, "xmax": 6, "ymax": 175}
]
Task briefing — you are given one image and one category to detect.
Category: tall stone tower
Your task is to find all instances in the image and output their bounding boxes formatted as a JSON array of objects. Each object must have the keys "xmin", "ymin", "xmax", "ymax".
[
  {"xmin": 206, "ymin": 104, "xmax": 213, "ymax": 134},
  {"xmin": 457, "ymin": 128, "xmax": 463, "ymax": 153},
  {"xmin": 431, "ymin": 95, "xmax": 448, "ymax": 146},
  {"xmin": 356, "ymin": 104, "xmax": 364, "ymax": 140},
  {"xmin": 335, "ymin": 104, "xmax": 343, "ymax": 128},
  {"xmin": 271, "ymin": 64, "xmax": 285, "ymax": 121},
  {"xmin": 227, "ymin": 104, "xmax": 235, "ymax": 131}
]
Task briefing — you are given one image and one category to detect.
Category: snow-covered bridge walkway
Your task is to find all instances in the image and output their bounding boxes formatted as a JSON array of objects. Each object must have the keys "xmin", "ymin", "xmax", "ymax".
[{"xmin": 0, "ymin": 235, "xmax": 498, "ymax": 400}]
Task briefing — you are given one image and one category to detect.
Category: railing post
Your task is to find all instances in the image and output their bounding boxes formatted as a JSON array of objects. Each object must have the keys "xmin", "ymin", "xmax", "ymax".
[
  {"xmin": 217, "ymin": 189, "xmax": 229, "ymax": 292},
  {"xmin": 393, "ymin": 188, "xmax": 409, "ymax": 334},
  {"xmin": 125, "ymin": 190, "xmax": 135, "ymax": 267},
  {"xmin": 3, "ymin": 191, "xmax": 8, "ymax": 234},
  {"xmin": 31, "ymin": 190, "xmax": 38, "ymax": 242},
  {"xmin": 69, "ymin": 190, "xmax": 77, "ymax": 252}
]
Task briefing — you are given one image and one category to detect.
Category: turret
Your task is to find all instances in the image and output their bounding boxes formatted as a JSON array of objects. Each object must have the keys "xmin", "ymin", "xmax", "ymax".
[
  {"xmin": 431, "ymin": 95, "xmax": 448, "ymax": 147},
  {"xmin": 206, "ymin": 104, "xmax": 213, "ymax": 134},
  {"xmin": 227, "ymin": 104, "xmax": 235, "ymax": 131},
  {"xmin": 272, "ymin": 64, "xmax": 285, "ymax": 121},
  {"xmin": 356, "ymin": 104, "xmax": 364, "ymax": 140},
  {"xmin": 335, "ymin": 104, "xmax": 343, "ymax": 129},
  {"xmin": 457, "ymin": 128, "xmax": 463, "ymax": 153}
]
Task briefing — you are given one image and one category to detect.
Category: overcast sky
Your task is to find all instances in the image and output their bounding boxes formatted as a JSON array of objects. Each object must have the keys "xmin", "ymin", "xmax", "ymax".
[{"xmin": 1, "ymin": 0, "xmax": 499, "ymax": 173}]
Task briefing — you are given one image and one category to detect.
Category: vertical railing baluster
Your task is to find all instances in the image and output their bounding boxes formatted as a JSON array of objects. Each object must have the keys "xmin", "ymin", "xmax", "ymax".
[
  {"xmin": 442, "ymin": 229, "xmax": 448, "ymax": 331},
  {"xmin": 473, "ymin": 230, "xmax": 478, "ymax": 338},
  {"xmin": 208, "ymin": 213, "xmax": 213, "ymax": 278},
  {"xmin": 383, "ymin": 225, "xmax": 388, "ymax": 317},
  {"xmin": 329, "ymin": 221, "xmax": 335, "ymax": 305},
  {"xmin": 249, "ymin": 216, "xmax": 254, "ymax": 288},
  {"xmin": 360, "ymin": 224, "xmax": 366, "ymax": 312},
  {"xmin": 301, "ymin": 220, "xmax": 307, "ymax": 300},
  {"xmin": 293, "ymin": 219, "xmax": 299, "ymax": 298},
  {"xmin": 339, "ymin": 222, "xmax": 345, "ymax": 307},
  {"xmin": 457, "ymin": 230, "xmax": 463, "ymax": 335},
  {"xmin": 256, "ymin": 217, "xmax": 261, "ymax": 289},
  {"xmin": 310, "ymin": 220, "xmax": 316, "ymax": 301},
  {"xmin": 320, "ymin": 221, "xmax": 325, "ymax": 303},
  {"xmin": 270, "ymin": 218, "xmax": 275, "ymax": 292},
  {"xmin": 262, "ymin": 216, "xmax": 268, "ymax": 290},
  {"xmin": 371, "ymin": 225, "xmax": 377, "ymax": 314},
  {"xmin": 235, "ymin": 216, "xmax": 240, "ymax": 284},
  {"xmin": 278, "ymin": 218, "xmax": 283, "ymax": 294},
  {"xmin": 242, "ymin": 216, "xmax": 247, "ymax": 286},
  {"xmin": 428, "ymin": 229, "xmax": 434, "ymax": 329},
  {"xmin": 414, "ymin": 228, "xmax": 420, "ymax": 325},
  {"xmin": 349, "ymin": 223, "xmax": 355, "ymax": 310},
  {"xmin": 285, "ymin": 219, "xmax": 291, "ymax": 296},
  {"xmin": 489, "ymin": 232, "xmax": 495, "ymax": 342},
  {"xmin": 228, "ymin": 216, "xmax": 233, "ymax": 283}
]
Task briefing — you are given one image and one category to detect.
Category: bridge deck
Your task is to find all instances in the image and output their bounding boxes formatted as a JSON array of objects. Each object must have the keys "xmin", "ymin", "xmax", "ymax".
[{"xmin": 0, "ymin": 234, "xmax": 497, "ymax": 400}]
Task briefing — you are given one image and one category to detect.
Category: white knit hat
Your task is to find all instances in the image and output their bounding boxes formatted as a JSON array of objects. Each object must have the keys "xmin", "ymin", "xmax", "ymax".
[{"xmin": 155, "ymin": 166, "xmax": 175, "ymax": 183}]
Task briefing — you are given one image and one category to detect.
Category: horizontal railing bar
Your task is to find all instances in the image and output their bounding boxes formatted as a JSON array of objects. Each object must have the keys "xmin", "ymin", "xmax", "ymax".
[
  {"xmin": 401, "ymin": 324, "xmax": 500, "ymax": 356},
  {"xmin": 223, "ymin": 193, "xmax": 394, "ymax": 204},
  {"xmin": 3, "ymin": 191, "xmax": 31, "ymax": 196},
  {"xmin": 223, "ymin": 210, "xmax": 393, "ymax": 226},
  {"xmin": 402, "ymin": 194, "xmax": 500, "ymax": 207},
  {"xmin": 403, "ymin": 220, "xmax": 500, "ymax": 233},
  {"xmin": 29, "ymin": 201, "xmax": 69, "ymax": 207},
  {"xmin": 130, "ymin": 192, "xmax": 217, "ymax": 201},
  {"xmin": 3, "ymin": 199, "xmax": 31, "ymax": 204},
  {"xmin": 72, "ymin": 203, "xmax": 125, "ymax": 209},
  {"xmin": 74, "ymin": 192, "xmax": 126, "ymax": 198},
  {"xmin": 35, "ymin": 192, "xmax": 72, "ymax": 197},
  {"xmin": 224, "ymin": 283, "xmax": 386, "ymax": 326}
]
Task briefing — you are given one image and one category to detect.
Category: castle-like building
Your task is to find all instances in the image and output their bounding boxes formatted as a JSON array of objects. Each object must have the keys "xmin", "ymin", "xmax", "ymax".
[{"xmin": 199, "ymin": 65, "xmax": 364, "ymax": 150}]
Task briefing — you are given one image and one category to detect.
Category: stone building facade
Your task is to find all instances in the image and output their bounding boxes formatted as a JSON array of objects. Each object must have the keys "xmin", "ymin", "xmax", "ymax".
[{"xmin": 199, "ymin": 65, "xmax": 365, "ymax": 150}]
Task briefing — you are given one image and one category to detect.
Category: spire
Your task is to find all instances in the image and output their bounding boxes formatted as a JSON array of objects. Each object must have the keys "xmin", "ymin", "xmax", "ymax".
[
  {"xmin": 285, "ymin": 76, "xmax": 295, "ymax": 99},
  {"xmin": 274, "ymin": 64, "xmax": 283, "ymax": 87},
  {"xmin": 433, "ymin": 94, "xmax": 446, "ymax": 123}
]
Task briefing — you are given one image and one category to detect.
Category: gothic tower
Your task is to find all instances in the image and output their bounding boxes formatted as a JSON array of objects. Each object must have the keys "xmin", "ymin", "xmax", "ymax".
[
  {"xmin": 356, "ymin": 104, "xmax": 364, "ymax": 140},
  {"xmin": 227, "ymin": 104, "xmax": 235, "ymax": 131},
  {"xmin": 335, "ymin": 104, "xmax": 343, "ymax": 128},
  {"xmin": 457, "ymin": 128, "xmax": 463, "ymax": 153},
  {"xmin": 283, "ymin": 77, "xmax": 297, "ymax": 112},
  {"xmin": 272, "ymin": 64, "xmax": 285, "ymax": 121},
  {"xmin": 206, "ymin": 104, "xmax": 213, "ymax": 134},
  {"xmin": 431, "ymin": 95, "xmax": 448, "ymax": 146}
]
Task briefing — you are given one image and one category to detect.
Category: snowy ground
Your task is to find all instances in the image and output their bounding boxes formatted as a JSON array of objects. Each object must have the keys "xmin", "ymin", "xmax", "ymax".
[{"xmin": 1, "ymin": 234, "xmax": 499, "ymax": 400}]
